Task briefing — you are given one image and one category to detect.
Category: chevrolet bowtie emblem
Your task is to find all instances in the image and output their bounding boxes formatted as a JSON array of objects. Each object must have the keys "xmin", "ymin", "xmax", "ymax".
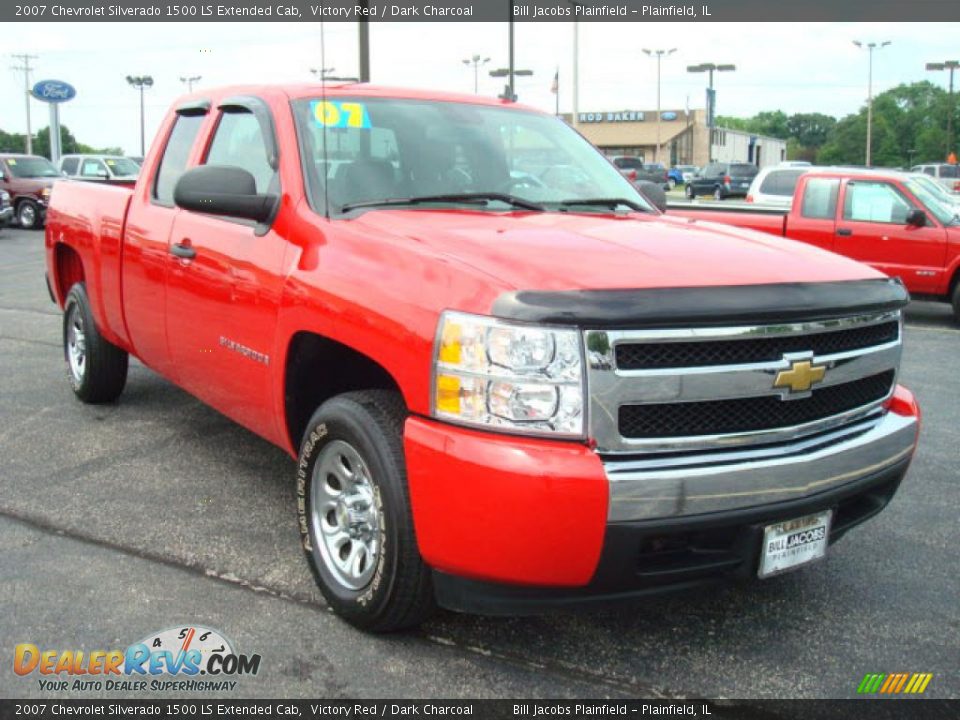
[{"xmin": 774, "ymin": 359, "xmax": 827, "ymax": 394}]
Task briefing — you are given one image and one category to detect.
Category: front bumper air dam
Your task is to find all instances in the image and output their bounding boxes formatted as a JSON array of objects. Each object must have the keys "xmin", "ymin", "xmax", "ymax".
[{"xmin": 408, "ymin": 386, "xmax": 919, "ymax": 613}]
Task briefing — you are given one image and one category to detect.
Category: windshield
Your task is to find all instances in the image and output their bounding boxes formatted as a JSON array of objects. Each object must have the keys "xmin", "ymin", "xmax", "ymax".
[
  {"xmin": 905, "ymin": 177, "xmax": 959, "ymax": 225},
  {"xmin": 103, "ymin": 157, "xmax": 141, "ymax": 176},
  {"xmin": 293, "ymin": 97, "xmax": 651, "ymax": 214},
  {"xmin": 5, "ymin": 156, "xmax": 59, "ymax": 178}
]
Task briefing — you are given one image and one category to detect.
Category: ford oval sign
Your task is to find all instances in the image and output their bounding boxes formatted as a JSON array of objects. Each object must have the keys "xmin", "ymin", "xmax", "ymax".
[
  {"xmin": 31, "ymin": 80, "xmax": 77, "ymax": 104},
  {"xmin": 660, "ymin": 111, "xmax": 678, "ymax": 121}
]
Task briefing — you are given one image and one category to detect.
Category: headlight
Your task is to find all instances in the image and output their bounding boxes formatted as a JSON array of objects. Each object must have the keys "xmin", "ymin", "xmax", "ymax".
[
  {"xmin": 432, "ymin": 311, "xmax": 584, "ymax": 437},
  {"xmin": 40, "ymin": 187, "xmax": 52, "ymax": 204}
]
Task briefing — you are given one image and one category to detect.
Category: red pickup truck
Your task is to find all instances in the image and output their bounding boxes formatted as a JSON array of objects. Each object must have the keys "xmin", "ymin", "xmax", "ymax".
[
  {"xmin": 45, "ymin": 85, "xmax": 920, "ymax": 631},
  {"xmin": 670, "ymin": 169, "xmax": 960, "ymax": 321}
]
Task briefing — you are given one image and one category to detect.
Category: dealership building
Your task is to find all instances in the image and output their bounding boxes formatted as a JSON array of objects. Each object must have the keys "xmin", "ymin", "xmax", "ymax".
[{"xmin": 564, "ymin": 108, "xmax": 788, "ymax": 168}]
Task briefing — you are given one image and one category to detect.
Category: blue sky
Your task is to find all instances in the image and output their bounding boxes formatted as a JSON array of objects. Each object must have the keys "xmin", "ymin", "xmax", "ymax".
[{"xmin": 2, "ymin": 21, "xmax": 957, "ymax": 155}]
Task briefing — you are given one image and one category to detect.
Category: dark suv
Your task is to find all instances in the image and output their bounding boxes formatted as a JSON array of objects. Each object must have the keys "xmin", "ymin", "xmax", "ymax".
[
  {"xmin": 686, "ymin": 162, "xmax": 758, "ymax": 200},
  {"xmin": 0, "ymin": 154, "xmax": 60, "ymax": 229}
]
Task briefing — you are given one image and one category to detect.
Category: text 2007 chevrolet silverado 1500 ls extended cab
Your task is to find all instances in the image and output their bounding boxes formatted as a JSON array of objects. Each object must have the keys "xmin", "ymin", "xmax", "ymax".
[
  {"xmin": 45, "ymin": 85, "xmax": 920, "ymax": 631},
  {"xmin": 671, "ymin": 168, "xmax": 960, "ymax": 322}
]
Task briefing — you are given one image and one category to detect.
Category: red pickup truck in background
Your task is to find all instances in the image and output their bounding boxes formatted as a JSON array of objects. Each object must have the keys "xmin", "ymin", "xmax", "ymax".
[
  {"xmin": 45, "ymin": 85, "xmax": 920, "ymax": 631},
  {"xmin": 670, "ymin": 169, "xmax": 960, "ymax": 321}
]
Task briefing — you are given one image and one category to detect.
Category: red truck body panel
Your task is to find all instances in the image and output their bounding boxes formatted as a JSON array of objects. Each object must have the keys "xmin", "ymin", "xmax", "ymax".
[{"xmin": 670, "ymin": 171, "xmax": 960, "ymax": 300}]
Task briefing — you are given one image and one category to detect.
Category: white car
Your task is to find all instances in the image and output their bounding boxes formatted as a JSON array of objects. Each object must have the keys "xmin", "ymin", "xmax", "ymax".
[
  {"xmin": 910, "ymin": 163, "xmax": 960, "ymax": 193},
  {"xmin": 745, "ymin": 164, "xmax": 813, "ymax": 207},
  {"xmin": 59, "ymin": 154, "xmax": 141, "ymax": 182}
]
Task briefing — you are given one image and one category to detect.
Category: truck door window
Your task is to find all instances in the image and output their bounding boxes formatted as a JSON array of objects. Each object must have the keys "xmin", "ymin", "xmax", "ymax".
[
  {"xmin": 205, "ymin": 109, "xmax": 276, "ymax": 193},
  {"xmin": 800, "ymin": 177, "xmax": 839, "ymax": 219},
  {"xmin": 154, "ymin": 113, "xmax": 205, "ymax": 205},
  {"xmin": 843, "ymin": 182, "xmax": 913, "ymax": 224},
  {"xmin": 81, "ymin": 159, "xmax": 107, "ymax": 177}
]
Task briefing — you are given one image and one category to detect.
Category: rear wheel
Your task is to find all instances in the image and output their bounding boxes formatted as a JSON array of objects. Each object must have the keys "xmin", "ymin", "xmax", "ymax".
[
  {"xmin": 951, "ymin": 281, "xmax": 960, "ymax": 323},
  {"xmin": 17, "ymin": 200, "xmax": 40, "ymax": 230},
  {"xmin": 297, "ymin": 390, "xmax": 434, "ymax": 631},
  {"xmin": 667, "ymin": 178, "xmax": 677, "ymax": 190},
  {"xmin": 685, "ymin": 184, "xmax": 695, "ymax": 199},
  {"xmin": 713, "ymin": 187, "xmax": 724, "ymax": 201},
  {"xmin": 63, "ymin": 283, "xmax": 128, "ymax": 403}
]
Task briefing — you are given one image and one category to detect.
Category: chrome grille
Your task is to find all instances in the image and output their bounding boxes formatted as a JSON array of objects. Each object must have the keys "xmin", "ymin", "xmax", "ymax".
[{"xmin": 585, "ymin": 311, "xmax": 902, "ymax": 454}]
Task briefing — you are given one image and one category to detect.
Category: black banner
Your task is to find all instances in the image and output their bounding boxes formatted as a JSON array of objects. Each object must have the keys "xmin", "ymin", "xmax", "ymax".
[
  {"xmin": 5, "ymin": 0, "xmax": 960, "ymax": 23},
  {"xmin": 0, "ymin": 700, "xmax": 958, "ymax": 720}
]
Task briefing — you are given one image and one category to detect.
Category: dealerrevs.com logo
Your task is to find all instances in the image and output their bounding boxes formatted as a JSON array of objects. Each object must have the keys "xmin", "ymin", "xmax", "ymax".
[{"xmin": 14, "ymin": 626, "xmax": 261, "ymax": 693}]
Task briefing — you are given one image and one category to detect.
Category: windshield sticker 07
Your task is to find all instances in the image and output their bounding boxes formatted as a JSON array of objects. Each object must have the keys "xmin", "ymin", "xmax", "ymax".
[{"xmin": 310, "ymin": 100, "xmax": 371, "ymax": 129}]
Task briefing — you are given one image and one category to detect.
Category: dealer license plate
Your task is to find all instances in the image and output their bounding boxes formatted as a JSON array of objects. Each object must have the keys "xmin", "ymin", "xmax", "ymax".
[{"xmin": 758, "ymin": 510, "xmax": 832, "ymax": 578}]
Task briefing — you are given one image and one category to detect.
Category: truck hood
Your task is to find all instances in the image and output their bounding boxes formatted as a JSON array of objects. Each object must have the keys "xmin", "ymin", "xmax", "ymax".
[{"xmin": 352, "ymin": 209, "xmax": 881, "ymax": 291}]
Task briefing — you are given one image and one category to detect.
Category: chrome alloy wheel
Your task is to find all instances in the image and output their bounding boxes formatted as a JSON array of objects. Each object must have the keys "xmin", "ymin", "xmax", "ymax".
[
  {"xmin": 311, "ymin": 439, "xmax": 381, "ymax": 590},
  {"xmin": 66, "ymin": 304, "xmax": 87, "ymax": 384}
]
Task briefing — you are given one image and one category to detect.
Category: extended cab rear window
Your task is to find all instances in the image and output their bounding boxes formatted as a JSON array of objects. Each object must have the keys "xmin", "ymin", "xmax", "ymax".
[
  {"xmin": 800, "ymin": 177, "xmax": 840, "ymax": 219},
  {"xmin": 153, "ymin": 113, "xmax": 205, "ymax": 205}
]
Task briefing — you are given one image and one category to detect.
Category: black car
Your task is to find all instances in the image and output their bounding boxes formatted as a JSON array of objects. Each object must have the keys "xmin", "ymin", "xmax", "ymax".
[{"xmin": 685, "ymin": 162, "xmax": 758, "ymax": 200}]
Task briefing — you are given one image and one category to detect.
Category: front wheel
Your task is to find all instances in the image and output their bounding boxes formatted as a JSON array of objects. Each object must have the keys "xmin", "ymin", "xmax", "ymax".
[
  {"xmin": 17, "ymin": 200, "xmax": 41, "ymax": 230},
  {"xmin": 297, "ymin": 390, "xmax": 434, "ymax": 632},
  {"xmin": 63, "ymin": 283, "xmax": 128, "ymax": 403}
]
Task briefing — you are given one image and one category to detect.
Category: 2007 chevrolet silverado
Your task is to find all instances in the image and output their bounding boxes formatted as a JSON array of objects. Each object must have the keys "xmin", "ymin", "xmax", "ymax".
[{"xmin": 45, "ymin": 85, "xmax": 920, "ymax": 631}]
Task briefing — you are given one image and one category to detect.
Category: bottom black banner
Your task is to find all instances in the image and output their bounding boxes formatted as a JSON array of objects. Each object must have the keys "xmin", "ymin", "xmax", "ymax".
[{"xmin": 0, "ymin": 700, "xmax": 956, "ymax": 720}]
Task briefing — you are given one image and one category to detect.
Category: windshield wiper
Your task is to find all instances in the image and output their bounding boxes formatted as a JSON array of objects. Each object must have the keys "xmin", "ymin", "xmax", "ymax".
[
  {"xmin": 556, "ymin": 198, "xmax": 652, "ymax": 213},
  {"xmin": 340, "ymin": 193, "xmax": 544, "ymax": 213}
]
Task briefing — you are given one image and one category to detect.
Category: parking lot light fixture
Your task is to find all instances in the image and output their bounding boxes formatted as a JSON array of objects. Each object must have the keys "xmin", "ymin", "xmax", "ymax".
[
  {"xmin": 853, "ymin": 40, "xmax": 891, "ymax": 167},
  {"xmin": 463, "ymin": 55, "xmax": 491, "ymax": 94},
  {"xmin": 179, "ymin": 75, "xmax": 201, "ymax": 93},
  {"xmin": 686, "ymin": 62, "xmax": 736, "ymax": 129},
  {"xmin": 643, "ymin": 48, "xmax": 677, "ymax": 165},
  {"xmin": 926, "ymin": 60, "xmax": 959, "ymax": 161},
  {"xmin": 125, "ymin": 75, "xmax": 154, "ymax": 158}
]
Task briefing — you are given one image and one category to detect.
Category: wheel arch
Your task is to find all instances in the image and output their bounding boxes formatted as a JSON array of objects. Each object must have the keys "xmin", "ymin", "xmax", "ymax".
[
  {"xmin": 283, "ymin": 331, "xmax": 405, "ymax": 453},
  {"xmin": 52, "ymin": 243, "xmax": 86, "ymax": 307}
]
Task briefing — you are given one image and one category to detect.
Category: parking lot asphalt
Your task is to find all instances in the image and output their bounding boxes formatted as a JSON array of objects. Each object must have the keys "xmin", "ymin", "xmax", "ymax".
[{"xmin": 1, "ymin": 226, "xmax": 957, "ymax": 701}]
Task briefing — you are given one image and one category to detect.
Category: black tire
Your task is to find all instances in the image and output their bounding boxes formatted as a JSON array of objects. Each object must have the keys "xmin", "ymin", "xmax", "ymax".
[
  {"xmin": 713, "ymin": 187, "xmax": 724, "ymax": 201},
  {"xmin": 952, "ymin": 281, "xmax": 960, "ymax": 323},
  {"xmin": 667, "ymin": 178, "xmax": 677, "ymax": 190},
  {"xmin": 685, "ymin": 184, "xmax": 695, "ymax": 199},
  {"xmin": 17, "ymin": 200, "xmax": 41, "ymax": 230},
  {"xmin": 297, "ymin": 390, "xmax": 434, "ymax": 631},
  {"xmin": 63, "ymin": 283, "xmax": 128, "ymax": 403}
]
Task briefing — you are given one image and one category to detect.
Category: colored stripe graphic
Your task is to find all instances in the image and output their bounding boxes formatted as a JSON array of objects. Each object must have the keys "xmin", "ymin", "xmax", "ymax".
[{"xmin": 858, "ymin": 672, "xmax": 933, "ymax": 694}]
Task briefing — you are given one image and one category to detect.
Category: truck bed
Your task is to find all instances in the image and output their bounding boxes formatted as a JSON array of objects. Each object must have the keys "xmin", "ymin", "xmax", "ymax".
[
  {"xmin": 666, "ymin": 201, "xmax": 788, "ymax": 237},
  {"xmin": 46, "ymin": 179, "xmax": 134, "ymax": 348}
]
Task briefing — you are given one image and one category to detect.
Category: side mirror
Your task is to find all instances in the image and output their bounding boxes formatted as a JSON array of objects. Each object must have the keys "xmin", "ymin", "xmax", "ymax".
[
  {"xmin": 174, "ymin": 165, "xmax": 277, "ymax": 223},
  {"xmin": 635, "ymin": 180, "xmax": 668, "ymax": 213},
  {"xmin": 97, "ymin": 170, "xmax": 110, "ymax": 180},
  {"xmin": 906, "ymin": 208, "xmax": 927, "ymax": 227}
]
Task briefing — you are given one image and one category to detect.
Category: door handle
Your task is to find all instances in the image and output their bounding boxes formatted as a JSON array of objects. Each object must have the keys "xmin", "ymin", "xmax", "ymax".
[
  {"xmin": 170, "ymin": 241, "xmax": 196, "ymax": 259},
  {"xmin": 836, "ymin": 228, "xmax": 853, "ymax": 237}
]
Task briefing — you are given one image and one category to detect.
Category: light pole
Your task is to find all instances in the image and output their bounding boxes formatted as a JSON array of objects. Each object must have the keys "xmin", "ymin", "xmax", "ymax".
[
  {"xmin": 310, "ymin": 67, "xmax": 358, "ymax": 82},
  {"xmin": 926, "ymin": 60, "xmax": 959, "ymax": 161},
  {"xmin": 126, "ymin": 75, "xmax": 153, "ymax": 158},
  {"xmin": 853, "ymin": 40, "xmax": 891, "ymax": 167},
  {"xmin": 179, "ymin": 75, "xmax": 201, "ymax": 92},
  {"xmin": 686, "ymin": 62, "xmax": 735, "ymax": 128},
  {"xmin": 642, "ymin": 48, "xmax": 676, "ymax": 165},
  {"xmin": 489, "ymin": 67, "xmax": 533, "ymax": 102},
  {"xmin": 462, "ymin": 54, "xmax": 490, "ymax": 94}
]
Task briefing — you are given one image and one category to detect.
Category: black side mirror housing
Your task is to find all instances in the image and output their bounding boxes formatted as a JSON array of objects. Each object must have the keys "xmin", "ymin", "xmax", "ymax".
[
  {"xmin": 174, "ymin": 165, "xmax": 276, "ymax": 224},
  {"xmin": 635, "ymin": 180, "xmax": 668, "ymax": 213},
  {"xmin": 906, "ymin": 208, "xmax": 927, "ymax": 228}
]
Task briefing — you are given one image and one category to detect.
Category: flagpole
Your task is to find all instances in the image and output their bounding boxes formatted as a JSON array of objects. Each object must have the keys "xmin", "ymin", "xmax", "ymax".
[{"xmin": 555, "ymin": 67, "xmax": 560, "ymax": 116}]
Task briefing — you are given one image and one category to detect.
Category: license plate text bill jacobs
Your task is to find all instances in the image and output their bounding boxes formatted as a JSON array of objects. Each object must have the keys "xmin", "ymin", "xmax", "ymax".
[{"xmin": 759, "ymin": 510, "xmax": 832, "ymax": 578}]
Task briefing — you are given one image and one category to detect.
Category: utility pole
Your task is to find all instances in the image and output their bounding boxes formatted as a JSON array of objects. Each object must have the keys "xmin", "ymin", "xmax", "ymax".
[
  {"xmin": 926, "ymin": 60, "xmax": 959, "ymax": 161},
  {"xmin": 179, "ymin": 75, "xmax": 202, "ymax": 92},
  {"xmin": 10, "ymin": 53, "xmax": 39, "ymax": 155},
  {"xmin": 643, "ymin": 48, "xmax": 676, "ymax": 165},
  {"xmin": 853, "ymin": 40, "xmax": 891, "ymax": 167},
  {"xmin": 358, "ymin": 0, "xmax": 370, "ymax": 83}
]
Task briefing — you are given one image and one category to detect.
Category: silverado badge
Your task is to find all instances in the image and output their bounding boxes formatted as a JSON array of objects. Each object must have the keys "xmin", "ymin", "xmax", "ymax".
[{"xmin": 774, "ymin": 358, "xmax": 827, "ymax": 395}]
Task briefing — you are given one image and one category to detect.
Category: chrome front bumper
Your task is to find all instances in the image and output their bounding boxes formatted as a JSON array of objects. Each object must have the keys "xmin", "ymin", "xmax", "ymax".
[{"xmin": 604, "ymin": 410, "xmax": 917, "ymax": 522}]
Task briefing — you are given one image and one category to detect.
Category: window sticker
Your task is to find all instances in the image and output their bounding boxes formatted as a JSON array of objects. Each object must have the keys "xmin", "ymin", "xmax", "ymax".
[
  {"xmin": 106, "ymin": 159, "xmax": 116, "ymax": 166},
  {"xmin": 8, "ymin": 159, "xmax": 16, "ymax": 165},
  {"xmin": 310, "ymin": 100, "xmax": 371, "ymax": 129}
]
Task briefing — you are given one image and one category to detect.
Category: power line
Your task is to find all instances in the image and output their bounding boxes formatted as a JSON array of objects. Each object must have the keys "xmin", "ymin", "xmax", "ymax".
[{"xmin": 10, "ymin": 53, "xmax": 38, "ymax": 154}]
